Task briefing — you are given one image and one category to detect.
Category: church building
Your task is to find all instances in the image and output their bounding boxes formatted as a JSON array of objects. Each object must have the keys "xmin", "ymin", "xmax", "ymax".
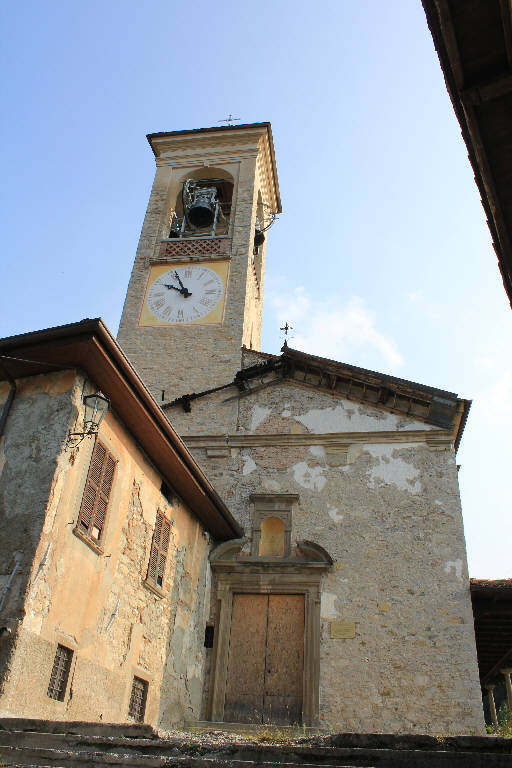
[
  {"xmin": 0, "ymin": 123, "xmax": 484, "ymax": 735},
  {"xmin": 117, "ymin": 123, "xmax": 484, "ymax": 734}
]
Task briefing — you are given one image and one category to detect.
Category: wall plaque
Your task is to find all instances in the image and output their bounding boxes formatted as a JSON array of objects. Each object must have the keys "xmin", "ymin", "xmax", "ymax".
[{"xmin": 330, "ymin": 620, "xmax": 356, "ymax": 639}]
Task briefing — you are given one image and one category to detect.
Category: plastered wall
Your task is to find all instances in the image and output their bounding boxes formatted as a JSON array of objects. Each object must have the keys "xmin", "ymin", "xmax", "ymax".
[
  {"xmin": 0, "ymin": 370, "xmax": 210, "ymax": 728},
  {"xmin": 166, "ymin": 373, "xmax": 485, "ymax": 735}
]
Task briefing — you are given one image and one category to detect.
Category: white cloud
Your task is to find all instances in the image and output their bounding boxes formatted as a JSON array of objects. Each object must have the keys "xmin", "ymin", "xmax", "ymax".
[
  {"xmin": 406, "ymin": 290, "xmax": 441, "ymax": 321},
  {"xmin": 473, "ymin": 368, "xmax": 512, "ymax": 421},
  {"xmin": 269, "ymin": 288, "xmax": 404, "ymax": 370}
]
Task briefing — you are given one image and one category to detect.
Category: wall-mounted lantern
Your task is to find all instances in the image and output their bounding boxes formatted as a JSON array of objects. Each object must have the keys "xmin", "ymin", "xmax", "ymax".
[{"xmin": 66, "ymin": 392, "xmax": 109, "ymax": 450}]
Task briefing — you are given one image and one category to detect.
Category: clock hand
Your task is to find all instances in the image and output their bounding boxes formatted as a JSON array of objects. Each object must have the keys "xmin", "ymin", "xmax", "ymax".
[
  {"xmin": 163, "ymin": 282, "xmax": 192, "ymax": 299},
  {"xmin": 172, "ymin": 270, "xmax": 192, "ymax": 298},
  {"xmin": 173, "ymin": 270, "xmax": 185, "ymax": 290}
]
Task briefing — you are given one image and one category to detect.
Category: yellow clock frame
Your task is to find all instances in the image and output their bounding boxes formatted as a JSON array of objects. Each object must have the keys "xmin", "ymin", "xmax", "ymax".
[{"xmin": 139, "ymin": 259, "xmax": 230, "ymax": 327}]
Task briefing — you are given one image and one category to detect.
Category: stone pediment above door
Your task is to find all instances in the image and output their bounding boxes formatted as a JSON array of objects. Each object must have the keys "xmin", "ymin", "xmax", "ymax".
[{"xmin": 209, "ymin": 537, "xmax": 333, "ymax": 573}]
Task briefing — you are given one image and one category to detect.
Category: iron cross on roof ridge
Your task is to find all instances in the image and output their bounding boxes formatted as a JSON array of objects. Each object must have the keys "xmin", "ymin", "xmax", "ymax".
[
  {"xmin": 280, "ymin": 321, "xmax": 293, "ymax": 347},
  {"xmin": 218, "ymin": 114, "xmax": 241, "ymax": 125}
]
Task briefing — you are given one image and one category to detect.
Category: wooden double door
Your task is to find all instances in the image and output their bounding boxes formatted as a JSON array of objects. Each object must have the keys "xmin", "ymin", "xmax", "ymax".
[{"xmin": 224, "ymin": 593, "xmax": 304, "ymax": 725}]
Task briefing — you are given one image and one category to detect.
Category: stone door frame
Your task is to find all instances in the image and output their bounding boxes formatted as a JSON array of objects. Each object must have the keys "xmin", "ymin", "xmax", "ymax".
[{"xmin": 207, "ymin": 539, "xmax": 332, "ymax": 726}]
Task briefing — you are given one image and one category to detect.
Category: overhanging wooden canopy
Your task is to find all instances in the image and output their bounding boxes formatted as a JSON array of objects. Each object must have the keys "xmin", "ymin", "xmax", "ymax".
[
  {"xmin": 471, "ymin": 579, "xmax": 512, "ymax": 686},
  {"xmin": 422, "ymin": 0, "xmax": 512, "ymax": 308}
]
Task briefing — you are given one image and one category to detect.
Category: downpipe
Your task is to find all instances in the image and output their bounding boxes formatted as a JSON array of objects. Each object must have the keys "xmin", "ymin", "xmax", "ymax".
[{"xmin": 0, "ymin": 362, "xmax": 16, "ymax": 438}]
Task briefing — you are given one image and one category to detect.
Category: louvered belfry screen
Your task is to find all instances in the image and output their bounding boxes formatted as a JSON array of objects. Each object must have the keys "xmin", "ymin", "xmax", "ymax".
[
  {"xmin": 147, "ymin": 512, "xmax": 171, "ymax": 587},
  {"xmin": 47, "ymin": 644, "xmax": 73, "ymax": 701},
  {"xmin": 77, "ymin": 440, "xmax": 116, "ymax": 542},
  {"xmin": 128, "ymin": 676, "xmax": 148, "ymax": 721}
]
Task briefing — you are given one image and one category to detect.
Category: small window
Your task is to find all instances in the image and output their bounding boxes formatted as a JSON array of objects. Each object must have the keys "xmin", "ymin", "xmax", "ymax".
[
  {"xmin": 146, "ymin": 511, "xmax": 171, "ymax": 588},
  {"xmin": 77, "ymin": 440, "xmax": 116, "ymax": 543},
  {"xmin": 204, "ymin": 625, "xmax": 214, "ymax": 648},
  {"xmin": 128, "ymin": 676, "xmax": 148, "ymax": 722},
  {"xmin": 47, "ymin": 644, "xmax": 73, "ymax": 701}
]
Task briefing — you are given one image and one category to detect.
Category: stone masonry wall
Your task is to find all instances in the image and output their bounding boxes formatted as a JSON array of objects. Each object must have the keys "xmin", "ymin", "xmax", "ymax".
[
  {"xmin": 117, "ymin": 128, "xmax": 273, "ymax": 403},
  {"xmin": 0, "ymin": 370, "xmax": 211, "ymax": 729},
  {"xmin": 0, "ymin": 371, "xmax": 78, "ymax": 694},
  {"xmin": 166, "ymin": 376, "xmax": 485, "ymax": 735}
]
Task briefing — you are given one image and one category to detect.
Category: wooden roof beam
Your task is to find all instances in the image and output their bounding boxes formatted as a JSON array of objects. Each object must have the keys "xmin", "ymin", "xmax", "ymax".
[
  {"xmin": 499, "ymin": 0, "xmax": 512, "ymax": 68},
  {"xmin": 462, "ymin": 72, "xmax": 512, "ymax": 105}
]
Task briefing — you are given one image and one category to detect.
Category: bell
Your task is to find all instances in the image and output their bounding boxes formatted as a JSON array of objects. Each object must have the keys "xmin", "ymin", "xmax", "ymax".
[
  {"xmin": 186, "ymin": 188, "xmax": 217, "ymax": 228},
  {"xmin": 254, "ymin": 228, "xmax": 265, "ymax": 247}
]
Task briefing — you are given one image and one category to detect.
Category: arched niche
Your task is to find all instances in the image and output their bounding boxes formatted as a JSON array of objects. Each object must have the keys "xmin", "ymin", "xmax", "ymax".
[
  {"xmin": 169, "ymin": 167, "xmax": 235, "ymax": 238},
  {"xmin": 259, "ymin": 516, "xmax": 285, "ymax": 556}
]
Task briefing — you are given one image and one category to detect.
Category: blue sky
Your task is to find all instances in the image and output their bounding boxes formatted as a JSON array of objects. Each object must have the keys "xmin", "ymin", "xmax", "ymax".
[{"xmin": 1, "ymin": 1, "xmax": 511, "ymax": 576}]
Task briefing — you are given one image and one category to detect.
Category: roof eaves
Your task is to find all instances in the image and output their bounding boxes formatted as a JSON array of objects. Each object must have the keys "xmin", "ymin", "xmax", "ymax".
[
  {"xmin": 0, "ymin": 319, "xmax": 242, "ymax": 541},
  {"xmin": 146, "ymin": 122, "xmax": 281, "ymax": 213},
  {"xmin": 281, "ymin": 346, "xmax": 459, "ymax": 400}
]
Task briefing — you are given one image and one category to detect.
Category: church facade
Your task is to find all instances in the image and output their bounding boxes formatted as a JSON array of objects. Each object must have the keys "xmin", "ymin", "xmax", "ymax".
[
  {"xmin": 116, "ymin": 123, "xmax": 484, "ymax": 733},
  {"xmin": 0, "ymin": 123, "xmax": 485, "ymax": 734}
]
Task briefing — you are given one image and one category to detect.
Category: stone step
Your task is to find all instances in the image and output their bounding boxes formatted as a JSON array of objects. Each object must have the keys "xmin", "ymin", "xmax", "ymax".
[
  {"xmin": 183, "ymin": 721, "xmax": 324, "ymax": 737},
  {"xmin": 5, "ymin": 741, "xmax": 512, "ymax": 768},
  {"xmin": 2, "ymin": 719, "xmax": 512, "ymax": 768},
  {"xmin": 0, "ymin": 719, "xmax": 153, "ymax": 739},
  {"xmin": 0, "ymin": 745, "xmax": 362, "ymax": 768}
]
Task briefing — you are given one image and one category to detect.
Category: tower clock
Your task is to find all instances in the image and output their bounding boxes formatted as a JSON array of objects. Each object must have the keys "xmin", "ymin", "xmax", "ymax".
[{"xmin": 118, "ymin": 123, "xmax": 281, "ymax": 403}]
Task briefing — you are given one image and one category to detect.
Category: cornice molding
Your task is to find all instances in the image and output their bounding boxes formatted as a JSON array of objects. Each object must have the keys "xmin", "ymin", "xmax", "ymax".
[
  {"xmin": 183, "ymin": 429, "xmax": 453, "ymax": 450},
  {"xmin": 156, "ymin": 149, "xmax": 258, "ymax": 167}
]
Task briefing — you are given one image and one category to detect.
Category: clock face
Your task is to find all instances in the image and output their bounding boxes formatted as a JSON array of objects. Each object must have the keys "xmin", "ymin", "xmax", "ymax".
[{"xmin": 139, "ymin": 261, "xmax": 229, "ymax": 326}]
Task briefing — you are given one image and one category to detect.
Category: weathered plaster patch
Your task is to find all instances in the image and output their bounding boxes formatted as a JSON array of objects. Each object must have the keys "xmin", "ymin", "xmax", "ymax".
[
  {"xmin": 24, "ymin": 611, "xmax": 44, "ymax": 635},
  {"xmin": 347, "ymin": 444, "xmax": 364, "ymax": 464},
  {"xmin": 291, "ymin": 461, "xmax": 327, "ymax": 491},
  {"xmin": 328, "ymin": 506, "xmax": 344, "ymax": 523},
  {"xmin": 250, "ymin": 405, "xmax": 271, "ymax": 432},
  {"xmin": 309, "ymin": 445, "xmax": 326, "ymax": 459},
  {"xmin": 295, "ymin": 401, "xmax": 433, "ymax": 434},
  {"xmin": 262, "ymin": 477, "xmax": 281, "ymax": 492},
  {"xmin": 281, "ymin": 409, "xmax": 291, "ymax": 417},
  {"xmin": 42, "ymin": 470, "xmax": 66, "ymax": 535},
  {"xmin": 242, "ymin": 453, "xmax": 257, "ymax": 475},
  {"xmin": 31, "ymin": 543, "xmax": 52, "ymax": 585},
  {"xmin": 365, "ymin": 445, "xmax": 421, "ymax": 494},
  {"xmin": 321, "ymin": 592, "xmax": 339, "ymax": 619},
  {"xmin": 444, "ymin": 559, "xmax": 463, "ymax": 581}
]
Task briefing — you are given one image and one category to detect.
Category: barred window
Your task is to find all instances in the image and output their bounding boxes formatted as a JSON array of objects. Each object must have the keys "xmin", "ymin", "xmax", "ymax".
[
  {"xmin": 128, "ymin": 676, "xmax": 148, "ymax": 722},
  {"xmin": 146, "ymin": 511, "xmax": 171, "ymax": 588},
  {"xmin": 77, "ymin": 440, "xmax": 116, "ymax": 542},
  {"xmin": 47, "ymin": 644, "xmax": 73, "ymax": 701}
]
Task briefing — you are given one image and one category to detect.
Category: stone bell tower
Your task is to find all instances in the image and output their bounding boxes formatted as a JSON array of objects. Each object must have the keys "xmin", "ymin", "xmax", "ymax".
[{"xmin": 118, "ymin": 123, "xmax": 281, "ymax": 402}]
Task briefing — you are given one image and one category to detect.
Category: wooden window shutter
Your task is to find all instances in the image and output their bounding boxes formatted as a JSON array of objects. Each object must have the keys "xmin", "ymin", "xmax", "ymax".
[
  {"xmin": 77, "ymin": 440, "xmax": 116, "ymax": 542},
  {"xmin": 147, "ymin": 511, "xmax": 170, "ymax": 588}
]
